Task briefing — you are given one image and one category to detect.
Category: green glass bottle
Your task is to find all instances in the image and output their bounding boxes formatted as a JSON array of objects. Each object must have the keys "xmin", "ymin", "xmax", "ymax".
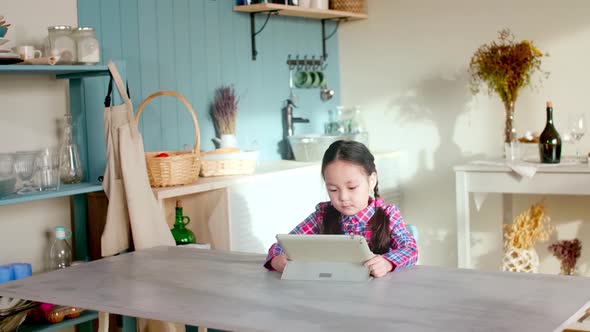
[
  {"xmin": 170, "ymin": 200, "xmax": 196, "ymax": 245},
  {"xmin": 539, "ymin": 101, "xmax": 562, "ymax": 164}
]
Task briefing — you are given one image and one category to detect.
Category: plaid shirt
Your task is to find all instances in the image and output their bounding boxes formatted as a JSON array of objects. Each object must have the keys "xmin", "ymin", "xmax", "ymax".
[{"xmin": 264, "ymin": 197, "xmax": 418, "ymax": 271}]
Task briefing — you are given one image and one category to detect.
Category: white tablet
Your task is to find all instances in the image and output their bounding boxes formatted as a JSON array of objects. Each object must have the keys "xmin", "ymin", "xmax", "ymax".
[{"xmin": 276, "ymin": 234, "xmax": 373, "ymax": 263}]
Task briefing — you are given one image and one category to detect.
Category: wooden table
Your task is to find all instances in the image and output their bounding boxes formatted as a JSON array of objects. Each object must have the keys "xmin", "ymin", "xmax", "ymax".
[
  {"xmin": 0, "ymin": 246, "xmax": 588, "ymax": 331},
  {"xmin": 455, "ymin": 162, "xmax": 590, "ymax": 268}
]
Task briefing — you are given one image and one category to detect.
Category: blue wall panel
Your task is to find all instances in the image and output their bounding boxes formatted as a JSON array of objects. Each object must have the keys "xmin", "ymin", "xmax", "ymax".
[{"xmin": 78, "ymin": 0, "xmax": 341, "ymax": 161}]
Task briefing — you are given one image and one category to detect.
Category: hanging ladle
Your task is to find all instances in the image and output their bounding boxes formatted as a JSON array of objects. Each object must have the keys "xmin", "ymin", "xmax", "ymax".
[
  {"xmin": 319, "ymin": 58, "xmax": 333, "ymax": 101},
  {"xmin": 320, "ymin": 85, "xmax": 334, "ymax": 101}
]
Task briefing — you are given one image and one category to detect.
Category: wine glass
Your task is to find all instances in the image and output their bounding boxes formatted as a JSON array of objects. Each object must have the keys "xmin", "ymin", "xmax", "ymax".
[
  {"xmin": 568, "ymin": 113, "xmax": 586, "ymax": 161},
  {"xmin": 14, "ymin": 151, "xmax": 39, "ymax": 194}
]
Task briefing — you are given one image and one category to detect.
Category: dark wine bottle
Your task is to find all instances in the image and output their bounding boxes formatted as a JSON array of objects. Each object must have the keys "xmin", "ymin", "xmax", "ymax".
[{"xmin": 539, "ymin": 101, "xmax": 562, "ymax": 163}]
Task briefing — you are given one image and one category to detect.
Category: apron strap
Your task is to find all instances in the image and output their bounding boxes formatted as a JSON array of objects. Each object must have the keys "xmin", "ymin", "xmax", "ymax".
[
  {"xmin": 106, "ymin": 61, "xmax": 139, "ymax": 138},
  {"xmin": 104, "ymin": 75, "xmax": 131, "ymax": 107},
  {"xmin": 107, "ymin": 61, "xmax": 131, "ymax": 104}
]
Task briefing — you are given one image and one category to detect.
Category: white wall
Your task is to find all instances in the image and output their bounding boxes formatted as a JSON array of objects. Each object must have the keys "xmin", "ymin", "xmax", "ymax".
[
  {"xmin": 0, "ymin": 0, "xmax": 78, "ymax": 273},
  {"xmin": 339, "ymin": 0, "xmax": 590, "ymax": 274}
]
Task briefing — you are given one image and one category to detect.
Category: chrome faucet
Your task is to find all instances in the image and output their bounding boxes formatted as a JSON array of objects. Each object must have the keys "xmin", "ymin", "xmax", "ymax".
[
  {"xmin": 283, "ymin": 99, "xmax": 309, "ymax": 137},
  {"xmin": 282, "ymin": 99, "xmax": 309, "ymax": 160}
]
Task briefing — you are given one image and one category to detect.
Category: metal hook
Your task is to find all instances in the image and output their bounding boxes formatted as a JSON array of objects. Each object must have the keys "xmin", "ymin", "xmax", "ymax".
[{"xmin": 321, "ymin": 56, "xmax": 328, "ymax": 71}]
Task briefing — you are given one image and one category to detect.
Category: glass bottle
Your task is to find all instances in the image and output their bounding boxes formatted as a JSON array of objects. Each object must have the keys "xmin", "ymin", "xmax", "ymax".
[
  {"xmin": 170, "ymin": 200, "xmax": 196, "ymax": 245},
  {"xmin": 49, "ymin": 226, "xmax": 72, "ymax": 270},
  {"xmin": 539, "ymin": 101, "xmax": 562, "ymax": 164},
  {"xmin": 73, "ymin": 27, "xmax": 100, "ymax": 65},
  {"xmin": 59, "ymin": 114, "xmax": 83, "ymax": 184}
]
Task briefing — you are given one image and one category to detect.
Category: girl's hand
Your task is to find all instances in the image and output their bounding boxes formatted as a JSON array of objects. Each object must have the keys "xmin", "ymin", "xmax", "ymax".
[
  {"xmin": 364, "ymin": 255, "xmax": 393, "ymax": 278},
  {"xmin": 270, "ymin": 253, "xmax": 288, "ymax": 272}
]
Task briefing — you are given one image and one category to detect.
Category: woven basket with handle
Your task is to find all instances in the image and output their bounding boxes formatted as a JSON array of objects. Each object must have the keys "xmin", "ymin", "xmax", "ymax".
[
  {"xmin": 135, "ymin": 91, "xmax": 201, "ymax": 187},
  {"xmin": 329, "ymin": 0, "xmax": 365, "ymax": 13}
]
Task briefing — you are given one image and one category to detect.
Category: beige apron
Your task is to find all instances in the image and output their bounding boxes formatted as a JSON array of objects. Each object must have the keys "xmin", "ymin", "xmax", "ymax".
[
  {"xmin": 100, "ymin": 61, "xmax": 178, "ymax": 332},
  {"xmin": 101, "ymin": 61, "xmax": 175, "ymax": 254}
]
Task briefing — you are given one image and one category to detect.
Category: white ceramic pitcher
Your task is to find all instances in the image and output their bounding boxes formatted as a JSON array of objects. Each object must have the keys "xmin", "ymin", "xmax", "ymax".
[{"xmin": 213, "ymin": 134, "xmax": 238, "ymax": 149}]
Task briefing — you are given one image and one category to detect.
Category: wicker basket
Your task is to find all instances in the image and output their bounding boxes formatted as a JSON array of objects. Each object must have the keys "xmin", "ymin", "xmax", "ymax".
[
  {"xmin": 329, "ymin": 0, "xmax": 365, "ymax": 13},
  {"xmin": 200, "ymin": 150, "xmax": 259, "ymax": 177},
  {"xmin": 135, "ymin": 91, "xmax": 201, "ymax": 187}
]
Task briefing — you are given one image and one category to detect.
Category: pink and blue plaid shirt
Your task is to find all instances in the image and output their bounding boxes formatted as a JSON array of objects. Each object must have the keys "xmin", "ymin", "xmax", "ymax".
[{"xmin": 264, "ymin": 197, "xmax": 418, "ymax": 271}]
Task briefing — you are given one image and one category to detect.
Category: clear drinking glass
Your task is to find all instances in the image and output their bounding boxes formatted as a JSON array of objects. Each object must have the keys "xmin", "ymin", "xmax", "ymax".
[
  {"xmin": 14, "ymin": 151, "xmax": 40, "ymax": 194},
  {"xmin": 0, "ymin": 153, "xmax": 14, "ymax": 177},
  {"xmin": 37, "ymin": 148, "xmax": 60, "ymax": 191},
  {"xmin": 504, "ymin": 141, "xmax": 522, "ymax": 162},
  {"xmin": 0, "ymin": 153, "xmax": 16, "ymax": 196},
  {"xmin": 568, "ymin": 113, "xmax": 586, "ymax": 161}
]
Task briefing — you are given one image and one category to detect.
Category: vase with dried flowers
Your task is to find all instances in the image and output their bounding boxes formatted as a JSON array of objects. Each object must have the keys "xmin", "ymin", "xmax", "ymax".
[
  {"xmin": 548, "ymin": 239, "xmax": 582, "ymax": 276},
  {"xmin": 468, "ymin": 29, "xmax": 549, "ymax": 150},
  {"xmin": 211, "ymin": 85, "xmax": 239, "ymax": 149},
  {"xmin": 502, "ymin": 199, "xmax": 553, "ymax": 273}
]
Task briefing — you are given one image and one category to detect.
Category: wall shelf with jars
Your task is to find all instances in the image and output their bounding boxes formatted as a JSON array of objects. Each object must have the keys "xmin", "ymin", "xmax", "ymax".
[
  {"xmin": 0, "ymin": 65, "xmax": 107, "ymax": 77},
  {"xmin": 234, "ymin": 3, "xmax": 368, "ymax": 20},
  {"xmin": 233, "ymin": 3, "xmax": 367, "ymax": 60}
]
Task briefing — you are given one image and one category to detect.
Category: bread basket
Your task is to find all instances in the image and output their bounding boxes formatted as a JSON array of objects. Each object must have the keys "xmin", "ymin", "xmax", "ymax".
[{"xmin": 200, "ymin": 149, "xmax": 259, "ymax": 177}]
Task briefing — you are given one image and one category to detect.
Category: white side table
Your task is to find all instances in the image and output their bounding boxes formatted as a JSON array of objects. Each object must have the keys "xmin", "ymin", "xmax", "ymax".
[{"xmin": 454, "ymin": 161, "xmax": 590, "ymax": 268}]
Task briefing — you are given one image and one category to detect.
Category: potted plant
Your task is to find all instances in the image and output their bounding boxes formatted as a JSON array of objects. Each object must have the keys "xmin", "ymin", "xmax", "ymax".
[
  {"xmin": 468, "ymin": 29, "xmax": 548, "ymax": 145},
  {"xmin": 211, "ymin": 85, "xmax": 239, "ymax": 149}
]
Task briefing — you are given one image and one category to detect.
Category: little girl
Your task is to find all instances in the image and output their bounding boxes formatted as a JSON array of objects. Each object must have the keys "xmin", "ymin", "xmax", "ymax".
[{"xmin": 264, "ymin": 140, "xmax": 418, "ymax": 277}]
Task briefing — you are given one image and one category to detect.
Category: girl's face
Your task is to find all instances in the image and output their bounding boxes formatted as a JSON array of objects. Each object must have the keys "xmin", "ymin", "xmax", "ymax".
[{"xmin": 323, "ymin": 160, "xmax": 377, "ymax": 216}]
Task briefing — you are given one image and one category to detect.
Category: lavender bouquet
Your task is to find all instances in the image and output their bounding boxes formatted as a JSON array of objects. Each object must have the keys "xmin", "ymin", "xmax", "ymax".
[
  {"xmin": 212, "ymin": 85, "xmax": 239, "ymax": 136},
  {"xmin": 548, "ymin": 239, "xmax": 582, "ymax": 275}
]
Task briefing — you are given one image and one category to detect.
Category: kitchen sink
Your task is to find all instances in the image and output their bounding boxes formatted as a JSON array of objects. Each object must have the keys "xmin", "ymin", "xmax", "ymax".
[{"xmin": 288, "ymin": 132, "xmax": 369, "ymax": 162}]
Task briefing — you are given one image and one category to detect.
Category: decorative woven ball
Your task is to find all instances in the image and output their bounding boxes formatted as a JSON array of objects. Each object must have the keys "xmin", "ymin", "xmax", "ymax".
[{"xmin": 502, "ymin": 246, "xmax": 539, "ymax": 273}]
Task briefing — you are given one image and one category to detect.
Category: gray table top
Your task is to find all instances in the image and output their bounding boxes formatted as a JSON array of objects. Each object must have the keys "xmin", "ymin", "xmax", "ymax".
[{"xmin": 0, "ymin": 246, "xmax": 588, "ymax": 331}]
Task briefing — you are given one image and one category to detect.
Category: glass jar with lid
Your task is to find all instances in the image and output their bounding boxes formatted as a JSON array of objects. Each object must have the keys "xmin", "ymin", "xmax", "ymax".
[
  {"xmin": 48, "ymin": 25, "xmax": 77, "ymax": 64},
  {"xmin": 73, "ymin": 27, "xmax": 100, "ymax": 65}
]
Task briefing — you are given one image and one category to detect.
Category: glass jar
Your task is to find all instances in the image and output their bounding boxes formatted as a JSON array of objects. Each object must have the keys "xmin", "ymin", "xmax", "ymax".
[
  {"xmin": 324, "ymin": 107, "xmax": 346, "ymax": 135},
  {"xmin": 48, "ymin": 26, "xmax": 76, "ymax": 64},
  {"xmin": 73, "ymin": 27, "xmax": 100, "ymax": 65},
  {"xmin": 349, "ymin": 105, "xmax": 366, "ymax": 134}
]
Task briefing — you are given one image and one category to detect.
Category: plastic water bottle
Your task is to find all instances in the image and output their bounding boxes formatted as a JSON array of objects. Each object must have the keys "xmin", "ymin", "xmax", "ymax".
[{"xmin": 49, "ymin": 226, "xmax": 72, "ymax": 270}]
